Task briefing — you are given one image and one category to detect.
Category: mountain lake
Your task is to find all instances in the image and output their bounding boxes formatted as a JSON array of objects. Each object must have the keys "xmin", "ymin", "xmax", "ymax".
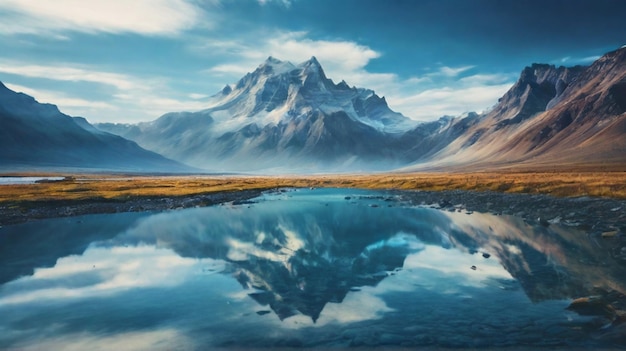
[{"xmin": 1, "ymin": 188, "xmax": 625, "ymax": 350}]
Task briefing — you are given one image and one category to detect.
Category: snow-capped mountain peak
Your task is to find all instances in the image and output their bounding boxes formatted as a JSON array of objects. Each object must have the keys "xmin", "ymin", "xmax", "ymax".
[
  {"xmin": 92, "ymin": 56, "xmax": 426, "ymax": 171},
  {"xmin": 204, "ymin": 57, "xmax": 417, "ymax": 133},
  {"xmin": 298, "ymin": 56, "xmax": 325, "ymax": 76},
  {"xmin": 258, "ymin": 56, "xmax": 296, "ymax": 75}
]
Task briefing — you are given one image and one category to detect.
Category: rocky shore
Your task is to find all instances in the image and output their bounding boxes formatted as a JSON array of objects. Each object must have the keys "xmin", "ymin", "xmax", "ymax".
[
  {"xmin": 2, "ymin": 187, "xmax": 625, "ymax": 237},
  {"xmin": 0, "ymin": 189, "xmax": 264, "ymax": 226},
  {"xmin": 398, "ymin": 189, "xmax": 626, "ymax": 267},
  {"xmin": 396, "ymin": 189, "xmax": 626, "ymax": 239}
]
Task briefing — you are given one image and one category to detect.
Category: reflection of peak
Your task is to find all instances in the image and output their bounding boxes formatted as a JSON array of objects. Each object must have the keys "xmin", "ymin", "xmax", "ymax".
[
  {"xmin": 495, "ymin": 239, "xmax": 587, "ymax": 302},
  {"xmin": 441, "ymin": 210, "xmax": 626, "ymax": 303},
  {"xmin": 232, "ymin": 234, "xmax": 415, "ymax": 322},
  {"xmin": 115, "ymin": 195, "xmax": 452, "ymax": 321}
]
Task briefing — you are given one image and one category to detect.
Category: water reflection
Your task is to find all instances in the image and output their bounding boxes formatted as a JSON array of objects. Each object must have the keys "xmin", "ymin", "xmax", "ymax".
[{"xmin": 0, "ymin": 188, "xmax": 624, "ymax": 349}]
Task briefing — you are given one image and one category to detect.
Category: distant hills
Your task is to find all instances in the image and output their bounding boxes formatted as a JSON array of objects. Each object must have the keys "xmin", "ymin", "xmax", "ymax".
[
  {"xmin": 2, "ymin": 47, "xmax": 625, "ymax": 173},
  {"xmin": 0, "ymin": 82, "xmax": 192, "ymax": 172}
]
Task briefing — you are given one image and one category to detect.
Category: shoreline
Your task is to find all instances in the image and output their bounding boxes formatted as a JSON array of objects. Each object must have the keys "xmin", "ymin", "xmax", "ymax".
[
  {"xmin": 0, "ymin": 172, "xmax": 625, "ymax": 228},
  {"xmin": 0, "ymin": 189, "xmax": 265, "ymax": 226},
  {"xmin": 1, "ymin": 186, "xmax": 624, "ymax": 233},
  {"xmin": 1, "ymin": 185, "xmax": 625, "ymax": 280}
]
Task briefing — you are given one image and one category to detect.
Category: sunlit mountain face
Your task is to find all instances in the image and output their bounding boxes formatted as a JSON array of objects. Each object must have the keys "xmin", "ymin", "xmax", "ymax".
[
  {"xmin": 2, "ymin": 189, "xmax": 625, "ymax": 349},
  {"xmin": 95, "ymin": 57, "xmax": 425, "ymax": 172}
]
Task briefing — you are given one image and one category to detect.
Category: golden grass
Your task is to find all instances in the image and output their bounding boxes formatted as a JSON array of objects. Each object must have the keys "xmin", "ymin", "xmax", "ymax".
[{"xmin": 1, "ymin": 171, "xmax": 625, "ymax": 204}]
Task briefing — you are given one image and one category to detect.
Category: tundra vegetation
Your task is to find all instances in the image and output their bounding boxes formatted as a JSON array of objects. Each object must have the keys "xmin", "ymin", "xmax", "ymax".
[{"xmin": 1, "ymin": 171, "xmax": 625, "ymax": 206}]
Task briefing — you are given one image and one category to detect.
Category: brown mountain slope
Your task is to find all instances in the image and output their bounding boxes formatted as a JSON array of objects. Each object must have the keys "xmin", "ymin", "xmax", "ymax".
[{"xmin": 419, "ymin": 47, "xmax": 626, "ymax": 171}]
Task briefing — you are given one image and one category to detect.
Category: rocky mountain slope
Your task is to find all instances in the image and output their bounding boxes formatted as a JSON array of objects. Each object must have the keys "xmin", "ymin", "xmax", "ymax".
[
  {"xmin": 412, "ymin": 47, "xmax": 626, "ymax": 171},
  {"xmin": 0, "ymin": 82, "xmax": 192, "ymax": 172},
  {"xmin": 2, "ymin": 46, "xmax": 605, "ymax": 172},
  {"xmin": 98, "ymin": 49, "xmax": 626, "ymax": 173},
  {"xmin": 97, "ymin": 57, "xmax": 434, "ymax": 172}
]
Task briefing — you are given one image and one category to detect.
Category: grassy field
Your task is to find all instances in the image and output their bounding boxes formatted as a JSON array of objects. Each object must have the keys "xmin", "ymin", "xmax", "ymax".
[{"xmin": 1, "ymin": 171, "xmax": 625, "ymax": 204}]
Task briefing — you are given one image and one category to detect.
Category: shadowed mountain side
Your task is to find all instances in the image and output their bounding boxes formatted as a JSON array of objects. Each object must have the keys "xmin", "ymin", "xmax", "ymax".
[
  {"xmin": 0, "ymin": 82, "xmax": 194, "ymax": 172},
  {"xmin": 96, "ymin": 57, "xmax": 434, "ymax": 172}
]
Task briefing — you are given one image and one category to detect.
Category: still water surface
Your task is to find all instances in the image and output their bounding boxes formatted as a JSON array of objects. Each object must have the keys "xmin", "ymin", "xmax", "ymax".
[
  {"xmin": 0, "ymin": 176, "xmax": 65, "ymax": 185},
  {"xmin": 1, "ymin": 188, "xmax": 624, "ymax": 349}
]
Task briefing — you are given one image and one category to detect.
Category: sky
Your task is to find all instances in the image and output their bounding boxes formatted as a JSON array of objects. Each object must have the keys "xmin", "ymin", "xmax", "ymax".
[{"xmin": 0, "ymin": 0, "xmax": 625, "ymax": 124}]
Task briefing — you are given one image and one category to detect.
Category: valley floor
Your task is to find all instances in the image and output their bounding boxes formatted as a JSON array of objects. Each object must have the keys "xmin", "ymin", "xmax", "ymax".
[{"xmin": 0, "ymin": 171, "xmax": 625, "ymax": 225}]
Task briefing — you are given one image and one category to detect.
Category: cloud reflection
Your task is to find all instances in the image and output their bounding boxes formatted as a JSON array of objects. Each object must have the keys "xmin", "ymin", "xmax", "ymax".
[
  {"xmin": 9, "ymin": 329, "xmax": 192, "ymax": 351},
  {"xmin": 1, "ymin": 188, "xmax": 624, "ymax": 349},
  {"xmin": 0, "ymin": 245, "xmax": 224, "ymax": 305}
]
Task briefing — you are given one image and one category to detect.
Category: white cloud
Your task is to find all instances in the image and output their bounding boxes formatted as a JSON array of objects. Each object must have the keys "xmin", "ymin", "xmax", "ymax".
[
  {"xmin": 0, "ymin": 61, "xmax": 137, "ymax": 90},
  {"xmin": 1, "ymin": 29, "xmax": 515, "ymax": 123},
  {"xmin": 388, "ymin": 83, "xmax": 512, "ymax": 121},
  {"xmin": 258, "ymin": 0, "xmax": 293, "ymax": 7},
  {"xmin": 195, "ymin": 31, "xmax": 515, "ymax": 121},
  {"xmin": 11, "ymin": 330, "xmax": 191, "ymax": 351},
  {"xmin": 206, "ymin": 64, "xmax": 253, "ymax": 76},
  {"xmin": 0, "ymin": 0, "xmax": 208, "ymax": 37},
  {"xmin": 0, "ymin": 60, "xmax": 208, "ymax": 122},
  {"xmin": 432, "ymin": 65, "xmax": 475, "ymax": 77},
  {"xmin": 189, "ymin": 93, "xmax": 209, "ymax": 100},
  {"xmin": 264, "ymin": 32, "xmax": 381, "ymax": 72},
  {"xmin": 459, "ymin": 73, "xmax": 512, "ymax": 85},
  {"xmin": 555, "ymin": 54, "xmax": 601, "ymax": 65},
  {"xmin": 3, "ymin": 83, "xmax": 114, "ymax": 110},
  {"xmin": 198, "ymin": 31, "xmax": 380, "ymax": 82}
]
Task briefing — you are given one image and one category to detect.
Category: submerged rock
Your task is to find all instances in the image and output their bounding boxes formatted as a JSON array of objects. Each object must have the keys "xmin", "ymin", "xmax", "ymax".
[{"xmin": 567, "ymin": 296, "xmax": 616, "ymax": 320}]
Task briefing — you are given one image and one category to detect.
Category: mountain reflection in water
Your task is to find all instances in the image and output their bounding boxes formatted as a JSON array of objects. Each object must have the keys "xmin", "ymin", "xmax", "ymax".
[{"xmin": 0, "ymin": 188, "xmax": 624, "ymax": 349}]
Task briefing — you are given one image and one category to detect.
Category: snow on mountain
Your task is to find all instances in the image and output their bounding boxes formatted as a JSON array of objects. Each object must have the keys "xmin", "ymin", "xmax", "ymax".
[
  {"xmin": 203, "ymin": 56, "xmax": 417, "ymax": 134},
  {"xmin": 96, "ymin": 56, "xmax": 422, "ymax": 172},
  {"xmin": 96, "ymin": 47, "xmax": 626, "ymax": 173}
]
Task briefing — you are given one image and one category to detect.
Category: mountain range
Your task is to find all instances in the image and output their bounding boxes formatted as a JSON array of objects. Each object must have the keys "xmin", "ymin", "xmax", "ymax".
[
  {"xmin": 0, "ymin": 82, "xmax": 192, "ymax": 172},
  {"xmin": 411, "ymin": 47, "xmax": 626, "ymax": 171},
  {"xmin": 2, "ymin": 47, "xmax": 625, "ymax": 173},
  {"xmin": 97, "ymin": 56, "xmax": 421, "ymax": 172}
]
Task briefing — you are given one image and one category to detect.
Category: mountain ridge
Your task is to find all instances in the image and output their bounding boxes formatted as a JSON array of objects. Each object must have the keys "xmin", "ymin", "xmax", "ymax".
[
  {"xmin": 97, "ymin": 49, "xmax": 626, "ymax": 172},
  {"xmin": 404, "ymin": 46, "xmax": 626, "ymax": 171},
  {"xmin": 97, "ymin": 56, "xmax": 424, "ymax": 172},
  {"xmin": 3, "ymin": 47, "xmax": 624, "ymax": 173},
  {"xmin": 0, "ymin": 82, "xmax": 194, "ymax": 173}
]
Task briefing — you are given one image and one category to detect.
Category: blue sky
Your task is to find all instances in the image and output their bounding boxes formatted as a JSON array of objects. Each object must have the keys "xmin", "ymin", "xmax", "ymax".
[{"xmin": 0, "ymin": 0, "xmax": 624, "ymax": 123}]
